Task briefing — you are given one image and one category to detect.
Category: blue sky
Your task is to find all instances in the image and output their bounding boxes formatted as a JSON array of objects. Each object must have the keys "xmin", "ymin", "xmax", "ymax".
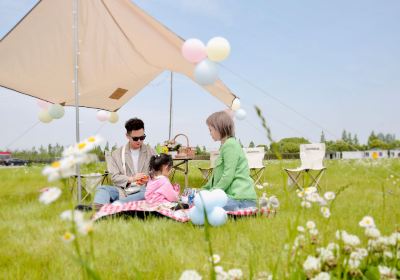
[{"xmin": 0, "ymin": 0, "xmax": 399, "ymax": 150}]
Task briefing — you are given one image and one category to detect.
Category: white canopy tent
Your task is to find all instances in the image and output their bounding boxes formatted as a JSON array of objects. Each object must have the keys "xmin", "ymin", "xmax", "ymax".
[{"xmin": 0, "ymin": 0, "xmax": 238, "ymax": 201}]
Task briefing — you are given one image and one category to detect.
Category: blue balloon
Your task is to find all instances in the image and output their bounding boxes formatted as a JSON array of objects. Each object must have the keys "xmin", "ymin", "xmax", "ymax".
[
  {"xmin": 193, "ymin": 190, "xmax": 211, "ymax": 211},
  {"xmin": 208, "ymin": 189, "xmax": 228, "ymax": 208},
  {"xmin": 194, "ymin": 59, "xmax": 218, "ymax": 86},
  {"xmin": 207, "ymin": 207, "xmax": 228, "ymax": 227},
  {"xmin": 189, "ymin": 206, "xmax": 205, "ymax": 225},
  {"xmin": 235, "ymin": 109, "xmax": 246, "ymax": 120}
]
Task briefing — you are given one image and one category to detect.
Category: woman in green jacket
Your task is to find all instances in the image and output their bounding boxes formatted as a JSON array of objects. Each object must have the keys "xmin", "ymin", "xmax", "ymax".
[{"xmin": 202, "ymin": 111, "xmax": 257, "ymax": 211}]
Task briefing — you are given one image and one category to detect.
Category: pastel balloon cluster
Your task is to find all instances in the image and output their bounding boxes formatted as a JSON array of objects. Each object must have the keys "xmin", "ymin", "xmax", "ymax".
[
  {"xmin": 96, "ymin": 110, "xmax": 119, "ymax": 124},
  {"xmin": 37, "ymin": 100, "xmax": 65, "ymax": 123},
  {"xmin": 189, "ymin": 189, "xmax": 228, "ymax": 227},
  {"xmin": 182, "ymin": 37, "xmax": 230, "ymax": 86},
  {"xmin": 225, "ymin": 98, "xmax": 246, "ymax": 121}
]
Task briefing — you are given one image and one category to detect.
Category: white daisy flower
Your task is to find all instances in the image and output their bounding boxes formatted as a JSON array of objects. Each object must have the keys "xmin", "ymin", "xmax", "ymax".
[
  {"xmin": 303, "ymin": 255, "xmax": 321, "ymax": 273},
  {"xmin": 39, "ymin": 187, "xmax": 61, "ymax": 204},
  {"xmin": 311, "ymin": 272, "xmax": 330, "ymax": 280},
  {"xmin": 209, "ymin": 254, "xmax": 221, "ymax": 264},
  {"xmin": 179, "ymin": 270, "xmax": 202, "ymax": 280},
  {"xmin": 323, "ymin": 192, "xmax": 335, "ymax": 201},
  {"xmin": 359, "ymin": 216, "xmax": 375, "ymax": 228},
  {"xmin": 297, "ymin": 226, "xmax": 305, "ymax": 232},
  {"xmin": 378, "ymin": 266, "xmax": 397, "ymax": 279},
  {"xmin": 60, "ymin": 210, "xmax": 84, "ymax": 224},
  {"xmin": 61, "ymin": 231, "xmax": 75, "ymax": 243},
  {"xmin": 320, "ymin": 207, "xmax": 331, "ymax": 218},
  {"xmin": 256, "ymin": 184, "xmax": 264, "ymax": 190},
  {"xmin": 365, "ymin": 227, "xmax": 381, "ymax": 239},
  {"xmin": 305, "ymin": 186, "xmax": 318, "ymax": 195},
  {"xmin": 262, "ymin": 182, "xmax": 269, "ymax": 187},
  {"xmin": 78, "ymin": 221, "xmax": 94, "ymax": 235},
  {"xmin": 301, "ymin": 201, "xmax": 312, "ymax": 208},
  {"xmin": 227, "ymin": 268, "xmax": 243, "ymax": 279},
  {"xmin": 306, "ymin": 221, "xmax": 316, "ymax": 229}
]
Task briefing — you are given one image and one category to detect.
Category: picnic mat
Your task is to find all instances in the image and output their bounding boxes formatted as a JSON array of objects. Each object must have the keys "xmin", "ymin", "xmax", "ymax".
[{"xmin": 93, "ymin": 200, "xmax": 276, "ymax": 222}]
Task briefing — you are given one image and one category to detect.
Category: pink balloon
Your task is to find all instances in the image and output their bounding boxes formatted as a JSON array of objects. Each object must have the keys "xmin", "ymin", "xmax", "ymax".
[
  {"xmin": 96, "ymin": 110, "xmax": 110, "ymax": 122},
  {"xmin": 182, "ymin": 38, "xmax": 207, "ymax": 63},
  {"xmin": 37, "ymin": 100, "xmax": 51, "ymax": 109}
]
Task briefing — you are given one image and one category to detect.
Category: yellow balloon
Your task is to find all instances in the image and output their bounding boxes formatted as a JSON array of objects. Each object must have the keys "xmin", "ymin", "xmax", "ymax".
[
  {"xmin": 108, "ymin": 112, "xmax": 119, "ymax": 123},
  {"xmin": 372, "ymin": 152, "xmax": 378, "ymax": 159},
  {"xmin": 206, "ymin": 37, "xmax": 231, "ymax": 62},
  {"xmin": 231, "ymin": 98, "xmax": 241, "ymax": 111},
  {"xmin": 38, "ymin": 110, "xmax": 53, "ymax": 123}
]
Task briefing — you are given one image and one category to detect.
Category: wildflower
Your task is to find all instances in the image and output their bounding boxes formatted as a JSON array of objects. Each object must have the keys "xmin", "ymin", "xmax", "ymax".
[
  {"xmin": 38, "ymin": 187, "xmax": 61, "ymax": 204},
  {"xmin": 78, "ymin": 221, "xmax": 94, "ymax": 235},
  {"xmin": 384, "ymin": 251, "xmax": 393, "ymax": 259},
  {"xmin": 305, "ymin": 186, "xmax": 318, "ymax": 195},
  {"xmin": 303, "ymin": 255, "xmax": 321, "ymax": 274},
  {"xmin": 306, "ymin": 192, "xmax": 321, "ymax": 203},
  {"xmin": 355, "ymin": 248, "xmax": 368, "ymax": 258},
  {"xmin": 209, "ymin": 254, "xmax": 221, "ymax": 264},
  {"xmin": 253, "ymin": 271, "xmax": 273, "ymax": 280},
  {"xmin": 227, "ymin": 268, "xmax": 243, "ymax": 279},
  {"xmin": 326, "ymin": 243, "xmax": 339, "ymax": 252},
  {"xmin": 179, "ymin": 270, "xmax": 202, "ymax": 280},
  {"xmin": 256, "ymin": 184, "xmax": 264, "ymax": 190},
  {"xmin": 214, "ymin": 266, "xmax": 224, "ymax": 274},
  {"xmin": 297, "ymin": 226, "xmax": 305, "ymax": 232},
  {"xmin": 378, "ymin": 266, "xmax": 397, "ymax": 279},
  {"xmin": 301, "ymin": 201, "xmax": 312, "ymax": 208},
  {"xmin": 359, "ymin": 216, "xmax": 375, "ymax": 228},
  {"xmin": 347, "ymin": 258, "xmax": 360, "ymax": 269},
  {"xmin": 306, "ymin": 221, "xmax": 316, "ymax": 229},
  {"xmin": 311, "ymin": 272, "xmax": 330, "ymax": 280},
  {"xmin": 268, "ymin": 196, "xmax": 280, "ymax": 209},
  {"xmin": 62, "ymin": 231, "xmax": 75, "ymax": 243},
  {"xmin": 310, "ymin": 229, "xmax": 319, "ymax": 236},
  {"xmin": 317, "ymin": 248, "xmax": 335, "ymax": 264},
  {"xmin": 60, "ymin": 210, "xmax": 84, "ymax": 224},
  {"xmin": 262, "ymin": 182, "xmax": 269, "ymax": 187},
  {"xmin": 365, "ymin": 227, "xmax": 381, "ymax": 239},
  {"xmin": 297, "ymin": 190, "xmax": 305, "ymax": 198},
  {"xmin": 323, "ymin": 192, "xmax": 335, "ymax": 201},
  {"xmin": 320, "ymin": 207, "xmax": 331, "ymax": 218}
]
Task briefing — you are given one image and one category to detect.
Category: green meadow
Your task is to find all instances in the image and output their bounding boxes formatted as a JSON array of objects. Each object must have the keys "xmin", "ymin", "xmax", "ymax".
[{"xmin": 0, "ymin": 159, "xmax": 399, "ymax": 279}]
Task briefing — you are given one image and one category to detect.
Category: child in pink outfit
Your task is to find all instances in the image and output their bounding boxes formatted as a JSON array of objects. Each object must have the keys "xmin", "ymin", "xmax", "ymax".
[{"xmin": 145, "ymin": 153, "xmax": 180, "ymax": 204}]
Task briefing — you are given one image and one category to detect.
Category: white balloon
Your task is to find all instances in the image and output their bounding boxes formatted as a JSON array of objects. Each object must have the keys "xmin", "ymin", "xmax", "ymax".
[
  {"xmin": 209, "ymin": 189, "xmax": 228, "ymax": 208},
  {"xmin": 38, "ymin": 110, "xmax": 53, "ymax": 123},
  {"xmin": 194, "ymin": 59, "xmax": 218, "ymax": 86},
  {"xmin": 48, "ymin": 104, "xmax": 65, "ymax": 119},
  {"xmin": 189, "ymin": 206, "xmax": 205, "ymax": 225},
  {"xmin": 235, "ymin": 108, "xmax": 246, "ymax": 120},
  {"xmin": 206, "ymin": 37, "xmax": 231, "ymax": 62},
  {"xmin": 231, "ymin": 98, "xmax": 241, "ymax": 111}
]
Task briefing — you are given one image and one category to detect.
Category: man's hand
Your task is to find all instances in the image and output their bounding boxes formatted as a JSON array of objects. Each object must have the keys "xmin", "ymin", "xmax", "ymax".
[{"xmin": 128, "ymin": 173, "xmax": 149, "ymax": 185}]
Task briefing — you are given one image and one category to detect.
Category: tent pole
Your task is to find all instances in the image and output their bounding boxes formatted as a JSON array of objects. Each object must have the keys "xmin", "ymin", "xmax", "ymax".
[
  {"xmin": 168, "ymin": 71, "xmax": 173, "ymax": 140},
  {"xmin": 73, "ymin": 0, "xmax": 82, "ymax": 202}
]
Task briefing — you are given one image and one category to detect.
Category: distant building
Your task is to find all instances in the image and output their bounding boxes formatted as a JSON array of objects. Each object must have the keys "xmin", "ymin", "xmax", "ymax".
[
  {"xmin": 342, "ymin": 151, "xmax": 365, "ymax": 159},
  {"xmin": 389, "ymin": 149, "xmax": 400, "ymax": 158}
]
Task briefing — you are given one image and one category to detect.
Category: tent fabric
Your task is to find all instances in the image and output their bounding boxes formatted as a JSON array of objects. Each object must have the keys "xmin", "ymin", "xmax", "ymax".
[{"xmin": 0, "ymin": 0, "xmax": 236, "ymax": 111}]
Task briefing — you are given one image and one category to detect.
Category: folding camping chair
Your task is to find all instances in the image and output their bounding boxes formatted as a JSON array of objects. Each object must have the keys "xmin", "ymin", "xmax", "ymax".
[
  {"xmin": 198, "ymin": 151, "xmax": 220, "ymax": 184},
  {"xmin": 284, "ymin": 143, "xmax": 326, "ymax": 190},
  {"xmin": 69, "ymin": 172, "xmax": 108, "ymax": 201},
  {"xmin": 243, "ymin": 147, "xmax": 266, "ymax": 185}
]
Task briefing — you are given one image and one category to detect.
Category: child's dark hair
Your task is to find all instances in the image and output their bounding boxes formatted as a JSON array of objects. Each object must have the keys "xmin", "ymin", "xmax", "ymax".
[
  {"xmin": 125, "ymin": 118, "xmax": 144, "ymax": 133},
  {"xmin": 149, "ymin": 153, "xmax": 173, "ymax": 179}
]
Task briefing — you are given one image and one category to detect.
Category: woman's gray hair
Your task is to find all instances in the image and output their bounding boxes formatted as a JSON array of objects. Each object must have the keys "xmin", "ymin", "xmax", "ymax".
[{"xmin": 206, "ymin": 111, "xmax": 235, "ymax": 139}]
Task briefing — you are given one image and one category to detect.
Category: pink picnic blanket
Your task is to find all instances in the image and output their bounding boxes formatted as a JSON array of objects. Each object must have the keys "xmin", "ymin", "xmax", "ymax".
[{"xmin": 93, "ymin": 200, "xmax": 276, "ymax": 222}]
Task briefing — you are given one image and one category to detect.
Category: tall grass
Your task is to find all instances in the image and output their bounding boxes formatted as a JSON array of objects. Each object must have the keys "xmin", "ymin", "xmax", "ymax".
[{"xmin": 0, "ymin": 158, "xmax": 399, "ymax": 279}]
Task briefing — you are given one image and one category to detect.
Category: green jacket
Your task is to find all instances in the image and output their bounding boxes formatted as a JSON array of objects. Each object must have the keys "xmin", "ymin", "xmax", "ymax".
[{"xmin": 202, "ymin": 137, "xmax": 257, "ymax": 201}]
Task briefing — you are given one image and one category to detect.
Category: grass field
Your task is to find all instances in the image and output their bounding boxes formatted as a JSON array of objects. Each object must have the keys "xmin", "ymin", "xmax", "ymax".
[{"xmin": 0, "ymin": 159, "xmax": 399, "ymax": 279}]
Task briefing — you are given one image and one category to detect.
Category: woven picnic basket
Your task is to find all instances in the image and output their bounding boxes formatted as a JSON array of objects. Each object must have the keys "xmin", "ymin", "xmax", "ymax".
[{"xmin": 172, "ymin": 134, "xmax": 195, "ymax": 159}]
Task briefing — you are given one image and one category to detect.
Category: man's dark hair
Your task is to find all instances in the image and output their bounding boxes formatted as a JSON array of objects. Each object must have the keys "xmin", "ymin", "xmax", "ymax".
[{"xmin": 125, "ymin": 118, "xmax": 144, "ymax": 133}]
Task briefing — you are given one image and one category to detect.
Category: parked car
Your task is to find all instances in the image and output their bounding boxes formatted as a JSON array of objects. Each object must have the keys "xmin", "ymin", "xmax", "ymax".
[{"xmin": 4, "ymin": 158, "xmax": 29, "ymax": 166}]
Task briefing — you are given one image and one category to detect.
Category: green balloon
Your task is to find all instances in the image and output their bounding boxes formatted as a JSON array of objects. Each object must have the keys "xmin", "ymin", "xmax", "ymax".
[{"xmin": 48, "ymin": 104, "xmax": 65, "ymax": 119}]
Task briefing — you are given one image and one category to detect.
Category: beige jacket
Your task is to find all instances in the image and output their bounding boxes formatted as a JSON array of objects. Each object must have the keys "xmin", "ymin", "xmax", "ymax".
[{"xmin": 106, "ymin": 142, "xmax": 155, "ymax": 195}]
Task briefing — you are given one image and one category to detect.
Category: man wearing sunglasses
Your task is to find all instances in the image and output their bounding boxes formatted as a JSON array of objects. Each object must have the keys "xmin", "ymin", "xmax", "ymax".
[{"xmin": 87, "ymin": 118, "xmax": 155, "ymax": 210}]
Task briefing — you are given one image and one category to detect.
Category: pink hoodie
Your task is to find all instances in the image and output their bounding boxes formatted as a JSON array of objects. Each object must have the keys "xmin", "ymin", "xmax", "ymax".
[{"xmin": 145, "ymin": 175, "xmax": 180, "ymax": 204}]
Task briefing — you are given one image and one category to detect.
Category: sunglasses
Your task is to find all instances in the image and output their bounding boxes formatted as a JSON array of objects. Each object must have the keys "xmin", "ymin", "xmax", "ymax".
[{"xmin": 130, "ymin": 134, "xmax": 146, "ymax": 142}]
